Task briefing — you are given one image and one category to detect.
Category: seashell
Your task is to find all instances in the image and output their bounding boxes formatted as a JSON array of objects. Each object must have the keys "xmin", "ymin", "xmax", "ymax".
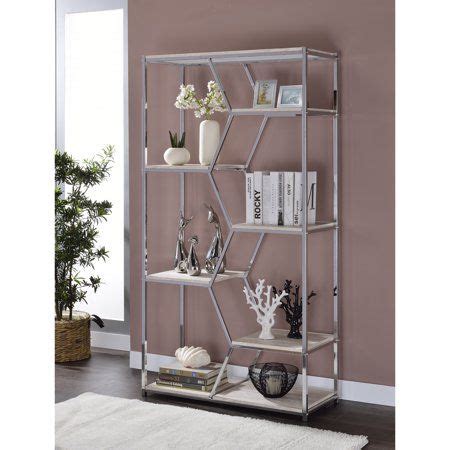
[{"xmin": 175, "ymin": 346, "xmax": 211, "ymax": 368}]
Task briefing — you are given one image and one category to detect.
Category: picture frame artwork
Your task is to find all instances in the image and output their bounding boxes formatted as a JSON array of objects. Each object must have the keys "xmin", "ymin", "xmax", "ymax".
[
  {"xmin": 277, "ymin": 85, "xmax": 303, "ymax": 108},
  {"xmin": 253, "ymin": 80, "xmax": 277, "ymax": 108}
]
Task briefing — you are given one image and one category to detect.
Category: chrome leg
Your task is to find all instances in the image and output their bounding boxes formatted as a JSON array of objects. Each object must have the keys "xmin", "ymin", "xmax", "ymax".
[
  {"xmin": 209, "ymin": 347, "xmax": 233, "ymax": 398},
  {"xmin": 179, "ymin": 286, "xmax": 185, "ymax": 348},
  {"xmin": 301, "ymin": 47, "xmax": 309, "ymax": 416},
  {"xmin": 332, "ymin": 54, "xmax": 340, "ymax": 397},
  {"xmin": 140, "ymin": 56, "xmax": 148, "ymax": 391},
  {"xmin": 179, "ymin": 65, "xmax": 186, "ymax": 350},
  {"xmin": 208, "ymin": 286, "xmax": 232, "ymax": 346}
]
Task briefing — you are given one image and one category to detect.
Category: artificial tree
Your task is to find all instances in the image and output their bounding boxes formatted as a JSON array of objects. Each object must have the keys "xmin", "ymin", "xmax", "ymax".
[{"xmin": 55, "ymin": 146, "xmax": 114, "ymax": 321}]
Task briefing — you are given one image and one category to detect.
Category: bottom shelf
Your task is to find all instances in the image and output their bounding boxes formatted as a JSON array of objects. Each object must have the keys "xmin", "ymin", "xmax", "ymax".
[{"xmin": 144, "ymin": 378, "xmax": 335, "ymax": 415}]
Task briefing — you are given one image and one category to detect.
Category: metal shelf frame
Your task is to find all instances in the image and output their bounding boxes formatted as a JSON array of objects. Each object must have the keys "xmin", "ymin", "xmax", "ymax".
[{"xmin": 140, "ymin": 47, "xmax": 340, "ymax": 421}]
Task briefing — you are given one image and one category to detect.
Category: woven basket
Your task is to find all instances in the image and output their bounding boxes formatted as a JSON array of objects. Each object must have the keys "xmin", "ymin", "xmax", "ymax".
[{"xmin": 55, "ymin": 310, "xmax": 91, "ymax": 363}]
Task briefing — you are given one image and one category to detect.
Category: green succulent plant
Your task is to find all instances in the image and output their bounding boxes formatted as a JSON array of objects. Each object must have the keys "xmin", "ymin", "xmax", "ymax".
[{"xmin": 169, "ymin": 131, "xmax": 186, "ymax": 148}]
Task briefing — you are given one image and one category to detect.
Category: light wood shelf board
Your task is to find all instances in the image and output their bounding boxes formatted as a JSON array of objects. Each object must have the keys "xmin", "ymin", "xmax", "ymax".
[
  {"xmin": 232, "ymin": 222, "xmax": 337, "ymax": 235},
  {"xmin": 232, "ymin": 329, "xmax": 334, "ymax": 353},
  {"xmin": 145, "ymin": 379, "xmax": 334, "ymax": 414},
  {"xmin": 146, "ymin": 269, "xmax": 245, "ymax": 286},
  {"xmin": 146, "ymin": 164, "xmax": 245, "ymax": 173}
]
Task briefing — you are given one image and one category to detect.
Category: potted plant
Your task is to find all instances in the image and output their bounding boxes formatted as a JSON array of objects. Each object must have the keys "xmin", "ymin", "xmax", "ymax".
[
  {"xmin": 164, "ymin": 131, "xmax": 190, "ymax": 165},
  {"xmin": 55, "ymin": 147, "xmax": 114, "ymax": 362},
  {"xmin": 175, "ymin": 81, "xmax": 226, "ymax": 165}
]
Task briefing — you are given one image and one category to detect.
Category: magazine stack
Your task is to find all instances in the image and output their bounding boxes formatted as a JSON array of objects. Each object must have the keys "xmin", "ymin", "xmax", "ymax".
[{"xmin": 156, "ymin": 362, "xmax": 228, "ymax": 392}]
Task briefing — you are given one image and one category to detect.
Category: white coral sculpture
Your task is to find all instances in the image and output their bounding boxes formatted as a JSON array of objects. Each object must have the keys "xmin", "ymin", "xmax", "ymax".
[{"xmin": 243, "ymin": 279, "xmax": 288, "ymax": 340}]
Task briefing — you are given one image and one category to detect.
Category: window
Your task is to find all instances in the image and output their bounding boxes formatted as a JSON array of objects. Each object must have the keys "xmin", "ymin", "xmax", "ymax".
[{"xmin": 56, "ymin": 0, "xmax": 128, "ymax": 331}]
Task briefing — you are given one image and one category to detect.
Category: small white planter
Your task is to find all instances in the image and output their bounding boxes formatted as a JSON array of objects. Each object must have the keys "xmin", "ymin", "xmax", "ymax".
[
  {"xmin": 164, "ymin": 147, "xmax": 190, "ymax": 165},
  {"xmin": 199, "ymin": 120, "xmax": 220, "ymax": 165}
]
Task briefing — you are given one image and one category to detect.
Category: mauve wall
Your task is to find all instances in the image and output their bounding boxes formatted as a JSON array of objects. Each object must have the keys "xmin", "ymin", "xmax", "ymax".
[{"xmin": 128, "ymin": 0, "xmax": 394, "ymax": 386}]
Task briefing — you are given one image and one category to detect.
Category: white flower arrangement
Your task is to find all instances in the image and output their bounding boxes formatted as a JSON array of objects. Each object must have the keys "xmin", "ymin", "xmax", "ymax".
[{"xmin": 175, "ymin": 81, "xmax": 227, "ymax": 119}]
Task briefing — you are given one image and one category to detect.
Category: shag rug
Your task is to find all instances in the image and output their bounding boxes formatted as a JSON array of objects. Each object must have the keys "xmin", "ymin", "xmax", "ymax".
[{"xmin": 56, "ymin": 392, "xmax": 368, "ymax": 449}]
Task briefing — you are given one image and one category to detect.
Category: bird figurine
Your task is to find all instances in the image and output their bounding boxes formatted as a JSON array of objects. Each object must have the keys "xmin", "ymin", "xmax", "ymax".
[
  {"xmin": 204, "ymin": 204, "xmax": 225, "ymax": 274},
  {"xmin": 187, "ymin": 235, "xmax": 201, "ymax": 276},
  {"xmin": 173, "ymin": 211, "xmax": 193, "ymax": 273}
]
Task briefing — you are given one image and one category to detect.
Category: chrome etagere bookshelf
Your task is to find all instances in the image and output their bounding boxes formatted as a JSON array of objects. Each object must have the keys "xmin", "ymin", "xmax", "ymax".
[{"xmin": 140, "ymin": 47, "xmax": 339, "ymax": 421}]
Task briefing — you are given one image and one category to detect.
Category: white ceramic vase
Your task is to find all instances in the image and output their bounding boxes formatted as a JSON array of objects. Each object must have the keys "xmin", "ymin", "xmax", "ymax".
[
  {"xmin": 199, "ymin": 119, "xmax": 220, "ymax": 165},
  {"xmin": 164, "ymin": 147, "xmax": 190, "ymax": 165}
]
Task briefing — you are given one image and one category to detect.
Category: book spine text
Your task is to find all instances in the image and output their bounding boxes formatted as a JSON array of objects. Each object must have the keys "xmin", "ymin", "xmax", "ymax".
[
  {"xmin": 253, "ymin": 171, "xmax": 263, "ymax": 225},
  {"xmin": 245, "ymin": 173, "xmax": 254, "ymax": 224}
]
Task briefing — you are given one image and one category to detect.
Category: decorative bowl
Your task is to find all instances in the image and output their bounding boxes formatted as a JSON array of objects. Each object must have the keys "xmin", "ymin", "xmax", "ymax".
[{"xmin": 248, "ymin": 362, "xmax": 299, "ymax": 398}]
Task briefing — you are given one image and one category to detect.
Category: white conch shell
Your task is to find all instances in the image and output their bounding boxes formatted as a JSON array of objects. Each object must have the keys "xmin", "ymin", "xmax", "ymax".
[{"xmin": 175, "ymin": 346, "xmax": 211, "ymax": 368}]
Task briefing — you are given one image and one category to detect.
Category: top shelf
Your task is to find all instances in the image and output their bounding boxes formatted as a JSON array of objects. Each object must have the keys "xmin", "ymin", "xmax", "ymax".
[{"xmin": 145, "ymin": 47, "xmax": 337, "ymax": 66}]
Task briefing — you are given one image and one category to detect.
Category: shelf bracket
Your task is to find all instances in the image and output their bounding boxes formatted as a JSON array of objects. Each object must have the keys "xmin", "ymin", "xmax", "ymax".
[
  {"xmin": 247, "ymin": 232, "xmax": 264, "ymax": 271},
  {"xmin": 207, "ymin": 171, "xmax": 233, "ymax": 230},
  {"xmin": 242, "ymin": 63, "xmax": 255, "ymax": 89},
  {"xmin": 209, "ymin": 347, "xmax": 233, "ymax": 398},
  {"xmin": 209, "ymin": 230, "xmax": 234, "ymax": 285},
  {"xmin": 208, "ymin": 285, "xmax": 232, "ymax": 347},
  {"xmin": 249, "ymin": 350, "xmax": 262, "ymax": 376},
  {"xmin": 245, "ymin": 116, "xmax": 268, "ymax": 170},
  {"xmin": 209, "ymin": 114, "xmax": 233, "ymax": 172},
  {"xmin": 207, "ymin": 115, "xmax": 234, "ymax": 230},
  {"xmin": 208, "ymin": 58, "xmax": 231, "ymax": 112}
]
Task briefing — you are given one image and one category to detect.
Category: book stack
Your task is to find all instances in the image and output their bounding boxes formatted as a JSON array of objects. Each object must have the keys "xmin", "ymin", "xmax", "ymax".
[
  {"xmin": 246, "ymin": 171, "xmax": 317, "ymax": 226},
  {"xmin": 156, "ymin": 361, "xmax": 228, "ymax": 392}
]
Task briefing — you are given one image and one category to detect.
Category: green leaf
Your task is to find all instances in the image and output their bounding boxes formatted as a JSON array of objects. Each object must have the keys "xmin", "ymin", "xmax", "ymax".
[{"xmin": 55, "ymin": 146, "xmax": 114, "ymax": 319}]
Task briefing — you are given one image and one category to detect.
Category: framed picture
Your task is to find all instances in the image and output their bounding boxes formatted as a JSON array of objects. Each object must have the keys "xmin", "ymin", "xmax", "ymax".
[
  {"xmin": 277, "ymin": 85, "xmax": 303, "ymax": 108},
  {"xmin": 253, "ymin": 80, "xmax": 277, "ymax": 108}
]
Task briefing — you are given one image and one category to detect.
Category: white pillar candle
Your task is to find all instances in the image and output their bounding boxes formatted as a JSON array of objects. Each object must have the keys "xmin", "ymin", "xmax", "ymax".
[{"xmin": 266, "ymin": 375, "xmax": 282, "ymax": 395}]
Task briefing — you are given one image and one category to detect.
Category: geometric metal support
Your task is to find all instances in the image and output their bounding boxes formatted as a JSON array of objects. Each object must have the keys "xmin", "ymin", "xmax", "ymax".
[
  {"xmin": 245, "ymin": 116, "xmax": 268, "ymax": 170},
  {"xmin": 208, "ymin": 59, "xmax": 231, "ymax": 112},
  {"xmin": 301, "ymin": 46, "xmax": 309, "ymax": 418},
  {"xmin": 332, "ymin": 54, "xmax": 340, "ymax": 397},
  {"xmin": 179, "ymin": 65, "xmax": 186, "ymax": 349},
  {"xmin": 209, "ymin": 347, "xmax": 233, "ymax": 398},
  {"xmin": 141, "ymin": 56, "xmax": 148, "ymax": 390},
  {"xmin": 242, "ymin": 63, "xmax": 255, "ymax": 89},
  {"xmin": 141, "ymin": 47, "xmax": 340, "ymax": 421}
]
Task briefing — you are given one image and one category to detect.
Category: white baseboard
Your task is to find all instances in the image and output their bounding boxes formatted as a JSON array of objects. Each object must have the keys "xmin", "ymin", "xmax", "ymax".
[
  {"xmin": 91, "ymin": 331, "xmax": 130, "ymax": 351},
  {"xmin": 129, "ymin": 351, "xmax": 395, "ymax": 407}
]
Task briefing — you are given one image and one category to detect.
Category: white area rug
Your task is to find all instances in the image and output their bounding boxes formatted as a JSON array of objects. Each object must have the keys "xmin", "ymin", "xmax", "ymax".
[{"xmin": 56, "ymin": 392, "xmax": 368, "ymax": 449}]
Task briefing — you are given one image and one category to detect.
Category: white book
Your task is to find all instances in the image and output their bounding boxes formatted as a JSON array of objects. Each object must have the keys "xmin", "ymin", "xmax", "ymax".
[
  {"xmin": 269, "ymin": 172, "xmax": 279, "ymax": 225},
  {"xmin": 294, "ymin": 171, "xmax": 317, "ymax": 226},
  {"xmin": 308, "ymin": 171, "xmax": 317, "ymax": 224},
  {"xmin": 262, "ymin": 172, "xmax": 271, "ymax": 225},
  {"xmin": 293, "ymin": 172, "xmax": 301, "ymax": 226},
  {"xmin": 283, "ymin": 172, "xmax": 294, "ymax": 226},
  {"xmin": 245, "ymin": 173, "xmax": 254, "ymax": 224},
  {"xmin": 253, "ymin": 172, "xmax": 263, "ymax": 225},
  {"xmin": 277, "ymin": 172, "xmax": 284, "ymax": 225}
]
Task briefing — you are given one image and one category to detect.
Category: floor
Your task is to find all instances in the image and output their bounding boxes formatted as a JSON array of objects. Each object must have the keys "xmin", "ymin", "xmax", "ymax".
[{"xmin": 55, "ymin": 349, "xmax": 395, "ymax": 449}]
